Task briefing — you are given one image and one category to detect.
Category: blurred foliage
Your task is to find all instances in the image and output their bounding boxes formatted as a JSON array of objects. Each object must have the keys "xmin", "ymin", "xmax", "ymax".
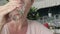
[
  {"xmin": 27, "ymin": 7, "xmax": 40, "ymax": 20},
  {"xmin": 7, "ymin": 0, "xmax": 9, "ymax": 2}
]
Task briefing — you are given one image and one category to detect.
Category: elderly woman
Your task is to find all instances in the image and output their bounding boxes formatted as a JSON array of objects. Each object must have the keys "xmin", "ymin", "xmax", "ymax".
[{"xmin": 0, "ymin": 0, "xmax": 53, "ymax": 34}]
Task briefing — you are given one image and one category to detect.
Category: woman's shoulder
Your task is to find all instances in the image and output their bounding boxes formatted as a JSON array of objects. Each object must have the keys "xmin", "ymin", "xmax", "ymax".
[
  {"xmin": 28, "ymin": 20, "xmax": 53, "ymax": 34},
  {"xmin": 28, "ymin": 20, "xmax": 45, "ymax": 30},
  {"xmin": 28, "ymin": 20, "xmax": 42, "ymax": 26}
]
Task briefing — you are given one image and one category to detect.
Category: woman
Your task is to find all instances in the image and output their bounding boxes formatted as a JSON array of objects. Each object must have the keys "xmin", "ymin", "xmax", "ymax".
[
  {"xmin": 0, "ymin": 0, "xmax": 53, "ymax": 34},
  {"xmin": 0, "ymin": 0, "xmax": 20, "ymax": 32}
]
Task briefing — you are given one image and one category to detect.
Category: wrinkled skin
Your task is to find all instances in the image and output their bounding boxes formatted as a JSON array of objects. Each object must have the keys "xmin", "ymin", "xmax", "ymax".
[
  {"xmin": 7, "ymin": 0, "xmax": 34, "ymax": 25},
  {"xmin": 1, "ymin": 0, "xmax": 34, "ymax": 34}
]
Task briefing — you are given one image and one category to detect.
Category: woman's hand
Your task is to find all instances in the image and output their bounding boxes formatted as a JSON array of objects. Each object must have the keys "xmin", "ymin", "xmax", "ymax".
[
  {"xmin": 0, "ymin": 1, "xmax": 21, "ymax": 16},
  {"xmin": 0, "ymin": 0, "xmax": 21, "ymax": 32},
  {"xmin": 9, "ymin": 0, "xmax": 21, "ymax": 4}
]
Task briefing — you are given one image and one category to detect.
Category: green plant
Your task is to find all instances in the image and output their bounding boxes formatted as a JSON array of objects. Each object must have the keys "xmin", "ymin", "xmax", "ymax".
[
  {"xmin": 6, "ymin": 0, "xmax": 9, "ymax": 2},
  {"xmin": 27, "ymin": 7, "xmax": 39, "ymax": 20}
]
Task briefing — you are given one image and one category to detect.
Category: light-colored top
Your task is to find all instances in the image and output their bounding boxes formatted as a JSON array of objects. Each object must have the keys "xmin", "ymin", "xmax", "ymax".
[{"xmin": 1, "ymin": 20, "xmax": 53, "ymax": 34}]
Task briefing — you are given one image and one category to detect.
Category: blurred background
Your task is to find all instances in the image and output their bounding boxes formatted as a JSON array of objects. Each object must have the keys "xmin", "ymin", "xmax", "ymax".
[{"xmin": 1, "ymin": 0, "xmax": 60, "ymax": 34}]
